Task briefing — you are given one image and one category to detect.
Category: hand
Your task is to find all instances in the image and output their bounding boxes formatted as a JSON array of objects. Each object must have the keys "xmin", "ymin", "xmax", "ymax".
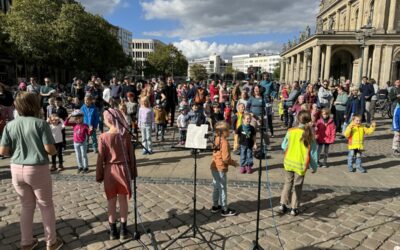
[{"xmin": 371, "ymin": 121, "xmax": 377, "ymax": 127}]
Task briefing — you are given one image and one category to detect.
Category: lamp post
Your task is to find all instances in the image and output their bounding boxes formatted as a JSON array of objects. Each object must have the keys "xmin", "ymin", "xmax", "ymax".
[
  {"xmin": 170, "ymin": 51, "xmax": 176, "ymax": 79},
  {"xmin": 355, "ymin": 17, "xmax": 374, "ymax": 84}
]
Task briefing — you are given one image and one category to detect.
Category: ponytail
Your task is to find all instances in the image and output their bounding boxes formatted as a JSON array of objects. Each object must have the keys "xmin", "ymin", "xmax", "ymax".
[{"xmin": 301, "ymin": 123, "xmax": 314, "ymax": 147}]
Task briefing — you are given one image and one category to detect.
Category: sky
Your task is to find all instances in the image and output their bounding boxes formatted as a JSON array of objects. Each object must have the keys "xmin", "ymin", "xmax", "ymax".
[{"xmin": 77, "ymin": 0, "xmax": 320, "ymax": 59}]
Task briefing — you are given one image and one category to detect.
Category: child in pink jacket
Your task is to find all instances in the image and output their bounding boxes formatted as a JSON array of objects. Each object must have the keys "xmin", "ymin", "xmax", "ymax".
[{"xmin": 315, "ymin": 108, "xmax": 336, "ymax": 168}]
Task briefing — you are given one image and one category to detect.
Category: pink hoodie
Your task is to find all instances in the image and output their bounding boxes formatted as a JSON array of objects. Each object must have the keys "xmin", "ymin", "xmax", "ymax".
[{"xmin": 315, "ymin": 118, "xmax": 336, "ymax": 144}]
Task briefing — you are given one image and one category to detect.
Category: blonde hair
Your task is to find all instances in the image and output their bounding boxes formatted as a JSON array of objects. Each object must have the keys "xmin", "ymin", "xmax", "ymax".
[
  {"xmin": 14, "ymin": 92, "xmax": 41, "ymax": 117},
  {"xmin": 321, "ymin": 108, "xmax": 331, "ymax": 116},
  {"xmin": 243, "ymin": 113, "xmax": 252, "ymax": 120},
  {"xmin": 141, "ymin": 96, "xmax": 150, "ymax": 107},
  {"xmin": 215, "ymin": 121, "xmax": 230, "ymax": 132}
]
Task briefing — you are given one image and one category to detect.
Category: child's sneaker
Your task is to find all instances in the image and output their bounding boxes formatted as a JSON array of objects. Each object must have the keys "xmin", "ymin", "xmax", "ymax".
[
  {"xmin": 278, "ymin": 204, "xmax": 288, "ymax": 214},
  {"xmin": 50, "ymin": 165, "xmax": 57, "ymax": 171},
  {"xmin": 221, "ymin": 208, "xmax": 237, "ymax": 217},
  {"xmin": 77, "ymin": 168, "xmax": 83, "ymax": 174},
  {"xmin": 393, "ymin": 150, "xmax": 400, "ymax": 157},
  {"xmin": 246, "ymin": 165, "xmax": 252, "ymax": 174},
  {"xmin": 210, "ymin": 205, "xmax": 222, "ymax": 213},
  {"xmin": 290, "ymin": 208, "xmax": 299, "ymax": 216},
  {"xmin": 83, "ymin": 169, "xmax": 89, "ymax": 174},
  {"xmin": 47, "ymin": 237, "xmax": 63, "ymax": 250},
  {"xmin": 239, "ymin": 166, "xmax": 246, "ymax": 174},
  {"xmin": 57, "ymin": 165, "xmax": 65, "ymax": 172}
]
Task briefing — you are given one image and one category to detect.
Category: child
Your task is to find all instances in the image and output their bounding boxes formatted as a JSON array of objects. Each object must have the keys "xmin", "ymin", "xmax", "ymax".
[
  {"xmin": 315, "ymin": 108, "xmax": 336, "ymax": 168},
  {"xmin": 236, "ymin": 113, "xmax": 256, "ymax": 174},
  {"xmin": 310, "ymin": 103, "xmax": 320, "ymax": 125},
  {"xmin": 203, "ymin": 95, "xmax": 213, "ymax": 119},
  {"xmin": 138, "ymin": 97, "xmax": 154, "ymax": 154},
  {"xmin": 278, "ymin": 96, "xmax": 285, "ymax": 122},
  {"xmin": 392, "ymin": 102, "xmax": 400, "ymax": 157},
  {"xmin": 49, "ymin": 113, "xmax": 64, "ymax": 172},
  {"xmin": 289, "ymin": 95, "xmax": 305, "ymax": 128},
  {"xmin": 177, "ymin": 106, "xmax": 188, "ymax": 145},
  {"xmin": 187, "ymin": 103, "xmax": 206, "ymax": 126},
  {"xmin": 71, "ymin": 97, "xmax": 82, "ymax": 109},
  {"xmin": 180, "ymin": 96, "xmax": 189, "ymax": 108},
  {"xmin": 210, "ymin": 121, "xmax": 239, "ymax": 216},
  {"xmin": 65, "ymin": 110, "xmax": 91, "ymax": 173},
  {"xmin": 96, "ymin": 108, "xmax": 137, "ymax": 240},
  {"xmin": 154, "ymin": 100, "xmax": 167, "ymax": 141},
  {"xmin": 232, "ymin": 103, "xmax": 245, "ymax": 153},
  {"xmin": 119, "ymin": 103, "xmax": 132, "ymax": 129},
  {"xmin": 126, "ymin": 92, "xmax": 138, "ymax": 133},
  {"xmin": 81, "ymin": 95, "xmax": 100, "ymax": 153},
  {"xmin": 210, "ymin": 103, "xmax": 224, "ymax": 130},
  {"xmin": 46, "ymin": 97, "xmax": 56, "ymax": 121},
  {"xmin": 280, "ymin": 110, "xmax": 318, "ymax": 216},
  {"xmin": 224, "ymin": 102, "xmax": 232, "ymax": 126},
  {"xmin": 55, "ymin": 97, "xmax": 68, "ymax": 149},
  {"xmin": 344, "ymin": 115, "xmax": 376, "ymax": 173}
]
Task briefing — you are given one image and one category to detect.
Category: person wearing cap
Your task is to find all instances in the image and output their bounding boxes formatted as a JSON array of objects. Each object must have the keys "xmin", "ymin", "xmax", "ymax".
[{"xmin": 65, "ymin": 110, "xmax": 91, "ymax": 173}]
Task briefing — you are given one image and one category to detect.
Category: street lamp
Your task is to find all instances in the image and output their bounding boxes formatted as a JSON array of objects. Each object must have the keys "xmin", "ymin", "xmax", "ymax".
[
  {"xmin": 170, "ymin": 51, "xmax": 176, "ymax": 79},
  {"xmin": 355, "ymin": 16, "xmax": 374, "ymax": 84}
]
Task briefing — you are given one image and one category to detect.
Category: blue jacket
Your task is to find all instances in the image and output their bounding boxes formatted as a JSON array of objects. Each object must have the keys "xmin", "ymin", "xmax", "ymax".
[
  {"xmin": 260, "ymin": 80, "xmax": 276, "ymax": 102},
  {"xmin": 81, "ymin": 104, "xmax": 99, "ymax": 128},
  {"xmin": 393, "ymin": 103, "xmax": 400, "ymax": 131}
]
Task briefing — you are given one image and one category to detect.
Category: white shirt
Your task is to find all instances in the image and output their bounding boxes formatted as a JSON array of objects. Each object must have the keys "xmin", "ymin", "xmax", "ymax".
[
  {"xmin": 50, "ymin": 122, "xmax": 64, "ymax": 143},
  {"xmin": 103, "ymin": 87, "xmax": 111, "ymax": 104},
  {"xmin": 177, "ymin": 114, "xmax": 188, "ymax": 130},
  {"xmin": 371, "ymin": 84, "xmax": 379, "ymax": 101}
]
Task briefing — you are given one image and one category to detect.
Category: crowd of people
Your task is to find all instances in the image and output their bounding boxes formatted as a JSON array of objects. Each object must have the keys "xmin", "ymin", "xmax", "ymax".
[{"xmin": 0, "ymin": 73, "xmax": 400, "ymax": 248}]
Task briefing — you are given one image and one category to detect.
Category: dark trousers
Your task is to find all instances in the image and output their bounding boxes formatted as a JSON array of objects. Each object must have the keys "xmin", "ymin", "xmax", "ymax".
[
  {"xmin": 179, "ymin": 129, "xmax": 187, "ymax": 142},
  {"xmin": 62, "ymin": 128, "xmax": 66, "ymax": 148},
  {"xmin": 284, "ymin": 108, "xmax": 294, "ymax": 128},
  {"xmin": 335, "ymin": 110, "xmax": 345, "ymax": 133},
  {"xmin": 52, "ymin": 142, "xmax": 63, "ymax": 166},
  {"xmin": 267, "ymin": 114, "xmax": 274, "ymax": 135},
  {"xmin": 169, "ymin": 106, "xmax": 176, "ymax": 127},
  {"xmin": 156, "ymin": 123, "xmax": 165, "ymax": 139}
]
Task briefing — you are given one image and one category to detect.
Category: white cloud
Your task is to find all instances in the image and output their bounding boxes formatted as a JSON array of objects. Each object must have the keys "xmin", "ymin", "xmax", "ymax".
[
  {"xmin": 174, "ymin": 39, "xmax": 280, "ymax": 59},
  {"xmin": 77, "ymin": 0, "xmax": 121, "ymax": 15},
  {"xmin": 141, "ymin": 0, "xmax": 319, "ymax": 39}
]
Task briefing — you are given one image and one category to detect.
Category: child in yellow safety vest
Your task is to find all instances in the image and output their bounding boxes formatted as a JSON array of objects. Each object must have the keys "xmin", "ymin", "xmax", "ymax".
[
  {"xmin": 344, "ymin": 115, "xmax": 376, "ymax": 173},
  {"xmin": 279, "ymin": 110, "xmax": 318, "ymax": 216},
  {"xmin": 232, "ymin": 103, "xmax": 245, "ymax": 154}
]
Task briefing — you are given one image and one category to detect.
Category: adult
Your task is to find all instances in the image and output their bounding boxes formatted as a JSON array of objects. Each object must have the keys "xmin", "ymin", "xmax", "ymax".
[
  {"xmin": 333, "ymin": 86, "xmax": 348, "ymax": 134},
  {"xmin": 209, "ymin": 80, "xmax": 219, "ymax": 100},
  {"xmin": 40, "ymin": 77, "xmax": 55, "ymax": 120},
  {"xmin": 236, "ymin": 91, "xmax": 249, "ymax": 112},
  {"xmin": 102, "ymin": 81, "xmax": 111, "ymax": 104},
  {"xmin": 317, "ymin": 80, "xmax": 333, "ymax": 109},
  {"xmin": 155, "ymin": 81, "xmax": 167, "ymax": 107},
  {"xmin": 260, "ymin": 73, "xmax": 275, "ymax": 103},
  {"xmin": 121, "ymin": 76, "xmax": 138, "ymax": 102},
  {"xmin": 93, "ymin": 79, "xmax": 105, "ymax": 133},
  {"xmin": 0, "ymin": 92, "xmax": 62, "ymax": 250},
  {"xmin": 304, "ymin": 83, "xmax": 317, "ymax": 104},
  {"xmin": 72, "ymin": 79, "xmax": 85, "ymax": 101},
  {"xmin": 110, "ymin": 77, "xmax": 122, "ymax": 103},
  {"xmin": 359, "ymin": 76, "xmax": 375, "ymax": 124},
  {"xmin": 246, "ymin": 85, "xmax": 269, "ymax": 147},
  {"xmin": 0, "ymin": 82, "xmax": 14, "ymax": 134},
  {"xmin": 345, "ymin": 87, "xmax": 365, "ymax": 125},
  {"xmin": 27, "ymin": 77, "xmax": 41, "ymax": 94},
  {"xmin": 219, "ymin": 82, "xmax": 229, "ymax": 110},
  {"xmin": 242, "ymin": 79, "xmax": 254, "ymax": 94},
  {"xmin": 165, "ymin": 77, "xmax": 178, "ymax": 127},
  {"xmin": 369, "ymin": 79, "xmax": 379, "ymax": 121},
  {"xmin": 230, "ymin": 81, "xmax": 241, "ymax": 113},
  {"xmin": 284, "ymin": 81, "xmax": 301, "ymax": 128},
  {"xmin": 389, "ymin": 80, "xmax": 400, "ymax": 115}
]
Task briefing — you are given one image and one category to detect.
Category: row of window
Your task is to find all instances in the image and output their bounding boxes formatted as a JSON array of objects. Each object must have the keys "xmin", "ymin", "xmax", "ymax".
[
  {"xmin": 130, "ymin": 43, "xmax": 154, "ymax": 50},
  {"xmin": 132, "ymin": 51, "xmax": 151, "ymax": 59}
]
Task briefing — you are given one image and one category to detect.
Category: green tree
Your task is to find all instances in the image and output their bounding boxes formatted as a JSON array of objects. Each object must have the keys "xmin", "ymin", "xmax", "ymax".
[
  {"xmin": 146, "ymin": 43, "xmax": 188, "ymax": 78},
  {"xmin": 225, "ymin": 64, "xmax": 235, "ymax": 75},
  {"xmin": 273, "ymin": 63, "xmax": 280, "ymax": 80},
  {"xmin": 189, "ymin": 64, "xmax": 208, "ymax": 82}
]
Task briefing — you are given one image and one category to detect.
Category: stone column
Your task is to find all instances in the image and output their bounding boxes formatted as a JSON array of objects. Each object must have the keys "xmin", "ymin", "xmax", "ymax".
[
  {"xmin": 290, "ymin": 56, "xmax": 295, "ymax": 83},
  {"xmin": 295, "ymin": 54, "xmax": 301, "ymax": 82},
  {"xmin": 381, "ymin": 45, "xmax": 394, "ymax": 86},
  {"xmin": 346, "ymin": 3, "xmax": 352, "ymax": 31},
  {"xmin": 335, "ymin": 10, "xmax": 340, "ymax": 30},
  {"xmin": 371, "ymin": 45, "xmax": 382, "ymax": 82},
  {"xmin": 324, "ymin": 45, "xmax": 332, "ymax": 81},
  {"xmin": 284, "ymin": 59, "xmax": 289, "ymax": 83},
  {"xmin": 280, "ymin": 60, "xmax": 285, "ymax": 82},
  {"xmin": 375, "ymin": 0, "xmax": 388, "ymax": 34},
  {"xmin": 357, "ymin": 0, "xmax": 365, "ymax": 29},
  {"xmin": 302, "ymin": 52, "xmax": 308, "ymax": 81},
  {"xmin": 362, "ymin": 45, "xmax": 369, "ymax": 77},
  {"xmin": 311, "ymin": 45, "xmax": 321, "ymax": 83},
  {"xmin": 320, "ymin": 48, "xmax": 326, "ymax": 80},
  {"xmin": 387, "ymin": 0, "xmax": 397, "ymax": 33}
]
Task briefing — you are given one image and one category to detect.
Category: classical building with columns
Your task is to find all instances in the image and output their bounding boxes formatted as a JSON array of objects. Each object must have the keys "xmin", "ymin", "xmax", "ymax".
[{"xmin": 280, "ymin": 0, "xmax": 400, "ymax": 87}]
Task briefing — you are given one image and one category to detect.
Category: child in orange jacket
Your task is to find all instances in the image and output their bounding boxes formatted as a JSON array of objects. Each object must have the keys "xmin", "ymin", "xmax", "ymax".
[{"xmin": 210, "ymin": 121, "xmax": 239, "ymax": 217}]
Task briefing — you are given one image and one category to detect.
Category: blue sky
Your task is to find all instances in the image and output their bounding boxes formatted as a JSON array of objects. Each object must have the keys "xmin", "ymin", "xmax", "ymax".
[{"xmin": 78, "ymin": 0, "xmax": 319, "ymax": 59}]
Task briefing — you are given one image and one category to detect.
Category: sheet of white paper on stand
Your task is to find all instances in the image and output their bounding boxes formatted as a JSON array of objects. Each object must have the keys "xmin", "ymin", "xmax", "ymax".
[{"xmin": 185, "ymin": 124, "xmax": 209, "ymax": 149}]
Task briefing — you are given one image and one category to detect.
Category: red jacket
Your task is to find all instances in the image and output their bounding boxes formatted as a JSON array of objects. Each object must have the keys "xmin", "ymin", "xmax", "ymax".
[{"xmin": 315, "ymin": 118, "xmax": 336, "ymax": 144}]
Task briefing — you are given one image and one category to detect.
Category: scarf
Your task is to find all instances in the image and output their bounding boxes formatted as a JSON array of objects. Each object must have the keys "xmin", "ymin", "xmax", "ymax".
[{"xmin": 242, "ymin": 124, "xmax": 251, "ymax": 138}]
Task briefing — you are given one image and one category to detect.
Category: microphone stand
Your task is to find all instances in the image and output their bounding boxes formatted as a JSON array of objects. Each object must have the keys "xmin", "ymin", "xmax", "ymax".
[{"xmin": 103, "ymin": 107, "xmax": 154, "ymax": 250}]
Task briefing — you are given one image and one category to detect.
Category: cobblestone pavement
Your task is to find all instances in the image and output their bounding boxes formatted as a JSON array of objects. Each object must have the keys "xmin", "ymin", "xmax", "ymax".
[
  {"xmin": 0, "ymin": 175, "xmax": 399, "ymax": 250},
  {"xmin": 0, "ymin": 117, "xmax": 400, "ymax": 249}
]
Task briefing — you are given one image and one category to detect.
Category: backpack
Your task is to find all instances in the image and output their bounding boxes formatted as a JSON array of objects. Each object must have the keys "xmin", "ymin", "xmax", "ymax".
[{"xmin": 195, "ymin": 87, "xmax": 206, "ymax": 104}]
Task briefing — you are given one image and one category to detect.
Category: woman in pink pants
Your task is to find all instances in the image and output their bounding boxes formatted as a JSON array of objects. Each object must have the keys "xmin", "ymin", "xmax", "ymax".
[{"xmin": 0, "ymin": 92, "xmax": 63, "ymax": 250}]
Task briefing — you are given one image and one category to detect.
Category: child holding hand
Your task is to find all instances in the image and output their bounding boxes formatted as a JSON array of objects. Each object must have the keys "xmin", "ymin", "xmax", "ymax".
[{"xmin": 210, "ymin": 121, "xmax": 239, "ymax": 217}]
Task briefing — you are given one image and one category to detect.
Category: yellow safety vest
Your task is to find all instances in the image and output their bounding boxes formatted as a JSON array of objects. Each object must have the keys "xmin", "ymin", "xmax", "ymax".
[{"xmin": 284, "ymin": 128, "xmax": 311, "ymax": 176}]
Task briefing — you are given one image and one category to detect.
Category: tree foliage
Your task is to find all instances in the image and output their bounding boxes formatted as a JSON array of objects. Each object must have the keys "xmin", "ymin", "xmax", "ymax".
[
  {"xmin": 189, "ymin": 64, "xmax": 208, "ymax": 82},
  {"xmin": 145, "ymin": 43, "xmax": 188, "ymax": 78},
  {"xmin": 225, "ymin": 65, "xmax": 235, "ymax": 75},
  {"xmin": 2, "ymin": 0, "xmax": 129, "ymax": 77},
  {"xmin": 273, "ymin": 63, "xmax": 280, "ymax": 81}
]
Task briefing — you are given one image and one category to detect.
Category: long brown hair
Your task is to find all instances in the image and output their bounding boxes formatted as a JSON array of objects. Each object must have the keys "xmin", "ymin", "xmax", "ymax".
[{"xmin": 297, "ymin": 110, "xmax": 314, "ymax": 147}]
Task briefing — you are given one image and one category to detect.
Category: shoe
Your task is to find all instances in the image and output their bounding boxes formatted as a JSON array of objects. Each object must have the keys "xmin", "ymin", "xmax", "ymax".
[
  {"xmin": 77, "ymin": 168, "xmax": 83, "ymax": 174},
  {"xmin": 50, "ymin": 165, "xmax": 57, "ymax": 171},
  {"xmin": 109, "ymin": 222, "xmax": 118, "ymax": 240},
  {"xmin": 47, "ymin": 238, "xmax": 63, "ymax": 250},
  {"xmin": 83, "ymin": 169, "xmax": 89, "ymax": 174},
  {"xmin": 290, "ymin": 208, "xmax": 300, "ymax": 216},
  {"xmin": 278, "ymin": 204, "xmax": 288, "ymax": 214},
  {"xmin": 349, "ymin": 168, "xmax": 355, "ymax": 172},
  {"xmin": 221, "ymin": 208, "xmax": 237, "ymax": 217},
  {"xmin": 57, "ymin": 165, "xmax": 65, "ymax": 172},
  {"xmin": 211, "ymin": 205, "xmax": 222, "ymax": 213},
  {"xmin": 393, "ymin": 150, "xmax": 400, "ymax": 157},
  {"xmin": 148, "ymin": 150, "xmax": 154, "ymax": 154},
  {"xmin": 321, "ymin": 165, "xmax": 328, "ymax": 168},
  {"xmin": 120, "ymin": 222, "xmax": 130, "ymax": 240},
  {"xmin": 246, "ymin": 165, "xmax": 252, "ymax": 174},
  {"xmin": 21, "ymin": 238, "xmax": 38, "ymax": 250},
  {"xmin": 239, "ymin": 166, "xmax": 246, "ymax": 174}
]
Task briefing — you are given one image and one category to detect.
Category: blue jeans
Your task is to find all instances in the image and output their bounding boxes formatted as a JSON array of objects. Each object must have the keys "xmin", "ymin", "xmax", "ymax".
[
  {"xmin": 87, "ymin": 129, "xmax": 98, "ymax": 152},
  {"xmin": 347, "ymin": 149, "xmax": 365, "ymax": 172},
  {"xmin": 211, "ymin": 170, "xmax": 227, "ymax": 210},
  {"xmin": 317, "ymin": 144, "xmax": 330, "ymax": 166},
  {"xmin": 74, "ymin": 142, "xmax": 88, "ymax": 170},
  {"xmin": 140, "ymin": 125, "xmax": 152, "ymax": 152},
  {"xmin": 240, "ymin": 145, "xmax": 253, "ymax": 167}
]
